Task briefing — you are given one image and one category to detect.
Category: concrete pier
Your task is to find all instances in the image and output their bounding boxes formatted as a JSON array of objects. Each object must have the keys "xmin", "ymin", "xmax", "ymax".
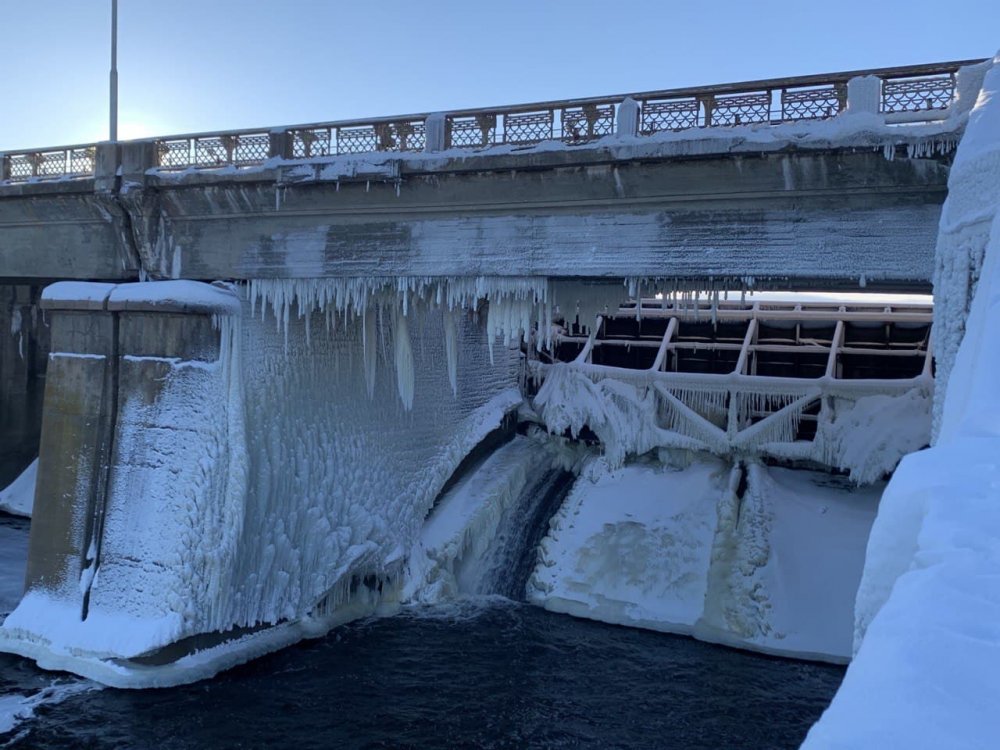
[{"xmin": 0, "ymin": 284, "xmax": 48, "ymax": 487}]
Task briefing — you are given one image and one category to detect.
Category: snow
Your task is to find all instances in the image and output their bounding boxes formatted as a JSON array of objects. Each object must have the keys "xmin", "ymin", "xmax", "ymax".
[
  {"xmin": 107, "ymin": 280, "xmax": 242, "ymax": 313},
  {"xmin": 931, "ymin": 54, "xmax": 1000, "ymax": 437},
  {"xmin": 527, "ymin": 455, "xmax": 880, "ymax": 662},
  {"xmin": 803, "ymin": 52, "xmax": 1000, "ymax": 749},
  {"xmin": 41, "ymin": 281, "xmax": 116, "ymax": 305},
  {"xmin": 0, "ymin": 459, "xmax": 36, "ymax": 518}
]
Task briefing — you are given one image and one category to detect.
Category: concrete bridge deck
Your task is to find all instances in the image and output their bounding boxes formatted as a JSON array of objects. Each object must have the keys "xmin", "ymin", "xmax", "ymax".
[{"xmin": 0, "ymin": 59, "xmax": 988, "ymax": 289}]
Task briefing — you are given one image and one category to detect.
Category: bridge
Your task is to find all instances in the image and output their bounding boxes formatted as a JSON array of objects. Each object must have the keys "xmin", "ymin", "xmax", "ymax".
[
  {"xmin": 0, "ymin": 57, "xmax": 992, "ymax": 686},
  {"xmin": 0, "ymin": 59, "xmax": 982, "ymax": 285}
]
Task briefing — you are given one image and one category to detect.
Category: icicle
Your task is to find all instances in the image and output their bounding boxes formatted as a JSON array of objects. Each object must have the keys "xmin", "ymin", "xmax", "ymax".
[
  {"xmin": 394, "ymin": 306, "xmax": 415, "ymax": 410},
  {"xmin": 443, "ymin": 308, "xmax": 459, "ymax": 396},
  {"xmin": 362, "ymin": 306, "xmax": 377, "ymax": 399}
]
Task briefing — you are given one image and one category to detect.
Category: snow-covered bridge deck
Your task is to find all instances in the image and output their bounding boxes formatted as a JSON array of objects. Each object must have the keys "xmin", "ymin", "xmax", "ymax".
[{"xmin": 0, "ymin": 59, "xmax": 987, "ymax": 286}]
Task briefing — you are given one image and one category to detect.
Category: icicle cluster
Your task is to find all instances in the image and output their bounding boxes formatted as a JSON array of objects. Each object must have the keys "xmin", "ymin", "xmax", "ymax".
[{"xmin": 245, "ymin": 276, "xmax": 554, "ymax": 409}]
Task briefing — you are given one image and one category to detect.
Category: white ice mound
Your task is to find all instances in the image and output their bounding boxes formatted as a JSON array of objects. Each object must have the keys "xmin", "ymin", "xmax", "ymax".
[
  {"xmin": 528, "ymin": 456, "xmax": 879, "ymax": 662},
  {"xmin": 0, "ymin": 459, "xmax": 36, "ymax": 518}
]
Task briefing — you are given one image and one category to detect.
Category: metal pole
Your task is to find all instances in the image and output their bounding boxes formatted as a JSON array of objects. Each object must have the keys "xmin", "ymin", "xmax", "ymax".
[{"xmin": 110, "ymin": 0, "xmax": 118, "ymax": 142}]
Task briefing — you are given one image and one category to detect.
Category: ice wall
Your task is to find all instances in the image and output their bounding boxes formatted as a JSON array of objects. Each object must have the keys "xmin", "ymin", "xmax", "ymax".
[
  {"xmin": 1, "ymin": 283, "xmax": 522, "ymax": 682},
  {"xmin": 527, "ymin": 455, "xmax": 879, "ymax": 662},
  {"xmin": 931, "ymin": 55, "xmax": 1000, "ymax": 438},
  {"xmin": 804, "ymin": 53, "xmax": 1000, "ymax": 748}
]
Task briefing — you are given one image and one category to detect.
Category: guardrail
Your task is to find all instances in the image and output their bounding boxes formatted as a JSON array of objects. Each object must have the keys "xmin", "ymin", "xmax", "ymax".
[{"xmin": 0, "ymin": 59, "xmax": 984, "ymax": 182}]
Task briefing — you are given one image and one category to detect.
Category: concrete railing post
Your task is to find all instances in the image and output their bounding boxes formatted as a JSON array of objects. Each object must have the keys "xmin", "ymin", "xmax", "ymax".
[
  {"xmin": 94, "ymin": 142, "xmax": 122, "ymax": 192},
  {"xmin": 0, "ymin": 154, "xmax": 9, "ymax": 182},
  {"xmin": 616, "ymin": 98, "xmax": 640, "ymax": 137},
  {"xmin": 424, "ymin": 113, "xmax": 447, "ymax": 152},
  {"xmin": 269, "ymin": 130, "xmax": 292, "ymax": 160},
  {"xmin": 846, "ymin": 75, "xmax": 883, "ymax": 116},
  {"xmin": 119, "ymin": 141, "xmax": 158, "ymax": 184}
]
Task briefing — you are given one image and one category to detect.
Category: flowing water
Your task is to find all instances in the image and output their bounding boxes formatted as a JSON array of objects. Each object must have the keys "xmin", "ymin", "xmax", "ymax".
[{"xmin": 0, "ymin": 472, "xmax": 843, "ymax": 749}]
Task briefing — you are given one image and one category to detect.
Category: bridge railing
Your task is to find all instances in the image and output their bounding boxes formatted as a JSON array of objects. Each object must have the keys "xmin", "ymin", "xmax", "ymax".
[{"xmin": 0, "ymin": 59, "xmax": 984, "ymax": 183}]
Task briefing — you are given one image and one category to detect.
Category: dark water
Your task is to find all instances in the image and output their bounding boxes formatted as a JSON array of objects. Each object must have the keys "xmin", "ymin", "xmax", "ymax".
[{"xmin": 1, "ymin": 601, "xmax": 842, "ymax": 750}]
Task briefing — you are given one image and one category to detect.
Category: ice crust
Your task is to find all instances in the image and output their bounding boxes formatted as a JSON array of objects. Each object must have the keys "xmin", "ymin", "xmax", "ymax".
[
  {"xmin": 804, "ymin": 53, "xmax": 1000, "ymax": 748},
  {"xmin": 0, "ymin": 459, "xmax": 36, "ymax": 518},
  {"xmin": 0, "ymin": 288, "xmax": 523, "ymax": 681},
  {"xmin": 403, "ymin": 433, "xmax": 564, "ymax": 603},
  {"xmin": 531, "ymin": 362, "xmax": 930, "ymax": 484},
  {"xmin": 525, "ymin": 456, "xmax": 879, "ymax": 661}
]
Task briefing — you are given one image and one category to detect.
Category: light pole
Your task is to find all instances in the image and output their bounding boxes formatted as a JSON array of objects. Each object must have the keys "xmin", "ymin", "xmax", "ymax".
[{"xmin": 110, "ymin": 0, "xmax": 118, "ymax": 142}]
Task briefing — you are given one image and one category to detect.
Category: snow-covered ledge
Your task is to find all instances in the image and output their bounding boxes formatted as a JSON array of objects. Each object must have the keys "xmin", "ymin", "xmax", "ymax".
[{"xmin": 804, "ymin": 51, "xmax": 1000, "ymax": 749}]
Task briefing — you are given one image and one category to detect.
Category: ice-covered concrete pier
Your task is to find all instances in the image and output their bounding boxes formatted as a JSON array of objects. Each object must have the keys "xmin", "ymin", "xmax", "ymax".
[{"xmin": 1, "ymin": 54, "xmax": 998, "ymax": 707}]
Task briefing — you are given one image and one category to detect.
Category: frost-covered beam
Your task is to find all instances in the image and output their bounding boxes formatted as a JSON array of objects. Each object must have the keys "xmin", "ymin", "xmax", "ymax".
[
  {"xmin": 826, "ymin": 320, "xmax": 845, "ymax": 378},
  {"xmin": 650, "ymin": 317, "xmax": 678, "ymax": 372}
]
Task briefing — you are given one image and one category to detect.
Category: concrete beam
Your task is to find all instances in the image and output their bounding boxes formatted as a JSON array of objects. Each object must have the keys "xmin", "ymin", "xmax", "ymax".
[{"xmin": 134, "ymin": 150, "xmax": 946, "ymax": 289}]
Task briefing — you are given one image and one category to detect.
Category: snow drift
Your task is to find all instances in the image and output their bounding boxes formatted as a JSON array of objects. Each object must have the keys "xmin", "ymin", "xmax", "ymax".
[{"xmin": 804, "ymin": 51, "xmax": 1000, "ymax": 749}]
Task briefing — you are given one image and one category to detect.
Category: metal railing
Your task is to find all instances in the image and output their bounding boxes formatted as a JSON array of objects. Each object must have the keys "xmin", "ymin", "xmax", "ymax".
[{"xmin": 0, "ymin": 59, "xmax": 984, "ymax": 182}]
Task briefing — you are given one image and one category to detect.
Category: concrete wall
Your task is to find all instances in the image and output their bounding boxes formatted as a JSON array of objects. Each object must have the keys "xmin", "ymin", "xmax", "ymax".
[
  {"xmin": 1, "ymin": 139, "xmax": 950, "ymax": 290},
  {"xmin": 0, "ymin": 181, "xmax": 140, "ymax": 281},
  {"xmin": 0, "ymin": 284, "xmax": 48, "ymax": 487}
]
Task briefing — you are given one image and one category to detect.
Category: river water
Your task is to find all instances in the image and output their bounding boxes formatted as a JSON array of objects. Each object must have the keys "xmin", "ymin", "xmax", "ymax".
[{"xmin": 0, "ymin": 502, "xmax": 842, "ymax": 750}]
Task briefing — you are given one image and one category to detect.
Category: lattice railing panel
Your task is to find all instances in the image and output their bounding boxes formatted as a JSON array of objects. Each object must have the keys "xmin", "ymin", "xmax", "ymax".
[
  {"xmin": 641, "ymin": 98, "xmax": 700, "ymax": 133},
  {"xmin": 35, "ymin": 151, "xmax": 69, "ymax": 177},
  {"xmin": 561, "ymin": 104, "xmax": 615, "ymax": 143},
  {"xmin": 374, "ymin": 121, "xmax": 426, "ymax": 152},
  {"xmin": 781, "ymin": 85, "xmax": 844, "ymax": 120},
  {"xmin": 503, "ymin": 110, "xmax": 553, "ymax": 145},
  {"xmin": 69, "ymin": 147, "xmax": 96, "ymax": 174},
  {"xmin": 7, "ymin": 154, "xmax": 35, "ymax": 180},
  {"xmin": 231, "ymin": 133, "xmax": 270, "ymax": 166},
  {"xmin": 446, "ymin": 114, "xmax": 498, "ymax": 148},
  {"xmin": 338, "ymin": 125, "xmax": 378, "ymax": 154},
  {"xmin": 194, "ymin": 137, "xmax": 233, "ymax": 167},
  {"xmin": 709, "ymin": 92, "xmax": 771, "ymax": 126},
  {"xmin": 882, "ymin": 75, "xmax": 955, "ymax": 113},
  {"xmin": 292, "ymin": 128, "xmax": 333, "ymax": 158},
  {"xmin": 157, "ymin": 139, "xmax": 193, "ymax": 169}
]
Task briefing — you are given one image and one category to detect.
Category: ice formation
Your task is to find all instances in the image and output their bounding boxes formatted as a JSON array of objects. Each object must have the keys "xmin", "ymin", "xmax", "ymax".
[
  {"xmin": 0, "ymin": 459, "xmax": 36, "ymax": 518},
  {"xmin": 804, "ymin": 53, "xmax": 1000, "ymax": 748},
  {"xmin": 403, "ymin": 433, "xmax": 570, "ymax": 603},
  {"xmin": 0, "ymin": 283, "xmax": 525, "ymax": 686},
  {"xmin": 527, "ymin": 455, "xmax": 880, "ymax": 661},
  {"xmin": 531, "ymin": 362, "xmax": 929, "ymax": 483}
]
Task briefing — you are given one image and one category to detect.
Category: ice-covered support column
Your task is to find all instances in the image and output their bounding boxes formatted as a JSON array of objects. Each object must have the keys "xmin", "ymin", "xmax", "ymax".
[
  {"xmin": 17, "ymin": 283, "xmax": 116, "ymax": 608},
  {"xmin": 0, "ymin": 284, "xmax": 49, "ymax": 490},
  {"xmin": 0, "ymin": 280, "xmax": 247, "ymax": 682},
  {"xmin": 804, "ymin": 52, "xmax": 1000, "ymax": 749}
]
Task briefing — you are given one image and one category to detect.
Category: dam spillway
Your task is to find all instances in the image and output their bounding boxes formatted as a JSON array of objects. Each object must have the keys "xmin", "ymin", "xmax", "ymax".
[{"xmin": 0, "ymin": 53, "xmax": 996, "ymax": 717}]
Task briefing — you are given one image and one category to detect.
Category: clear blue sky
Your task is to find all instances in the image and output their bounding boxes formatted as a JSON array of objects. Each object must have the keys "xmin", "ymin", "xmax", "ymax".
[{"xmin": 0, "ymin": 0, "xmax": 996, "ymax": 151}]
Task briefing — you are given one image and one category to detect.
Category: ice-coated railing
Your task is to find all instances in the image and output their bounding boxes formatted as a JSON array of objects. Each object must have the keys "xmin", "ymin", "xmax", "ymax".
[
  {"xmin": 0, "ymin": 59, "xmax": 984, "ymax": 182},
  {"xmin": 532, "ymin": 298, "xmax": 935, "ymax": 482}
]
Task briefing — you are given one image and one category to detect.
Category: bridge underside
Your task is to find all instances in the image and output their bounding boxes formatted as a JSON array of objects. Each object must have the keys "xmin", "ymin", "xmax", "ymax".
[{"xmin": 1, "ymin": 148, "xmax": 947, "ymax": 291}]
